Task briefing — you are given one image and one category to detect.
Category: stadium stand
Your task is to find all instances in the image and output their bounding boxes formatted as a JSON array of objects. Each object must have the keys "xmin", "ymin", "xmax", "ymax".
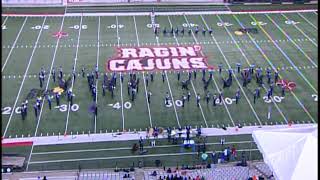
[{"xmin": 144, "ymin": 162, "xmax": 275, "ymax": 180}]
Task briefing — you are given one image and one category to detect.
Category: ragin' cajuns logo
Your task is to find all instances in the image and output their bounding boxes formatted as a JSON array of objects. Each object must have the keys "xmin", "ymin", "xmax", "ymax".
[{"xmin": 106, "ymin": 45, "xmax": 209, "ymax": 72}]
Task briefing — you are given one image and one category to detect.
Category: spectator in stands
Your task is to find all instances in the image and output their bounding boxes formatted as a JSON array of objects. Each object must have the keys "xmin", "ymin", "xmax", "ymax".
[
  {"xmin": 220, "ymin": 137, "xmax": 225, "ymax": 146},
  {"xmin": 231, "ymin": 145, "xmax": 237, "ymax": 160},
  {"xmin": 151, "ymin": 170, "xmax": 157, "ymax": 176},
  {"xmin": 167, "ymin": 167, "xmax": 172, "ymax": 173}
]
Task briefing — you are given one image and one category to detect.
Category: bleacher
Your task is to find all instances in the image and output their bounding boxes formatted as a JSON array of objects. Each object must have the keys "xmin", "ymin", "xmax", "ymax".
[
  {"xmin": 144, "ymin": 162, "xmax": 275, "ymax": 180},
  {"xmin": 78, "ymin": 171, "xmax": 135, "ymax": 180}
]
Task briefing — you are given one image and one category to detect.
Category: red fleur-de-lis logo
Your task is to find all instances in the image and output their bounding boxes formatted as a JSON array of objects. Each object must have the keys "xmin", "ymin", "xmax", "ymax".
[
  {"xmin": 276, "ymin": 79, "xmax": 296, "ymax": 91},
  {"xmin": 52, "ymin": 31, "xmax": 68, "ymax": 39}
]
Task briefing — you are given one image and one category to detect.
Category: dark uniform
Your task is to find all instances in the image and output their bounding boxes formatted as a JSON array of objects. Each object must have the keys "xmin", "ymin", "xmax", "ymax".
[
  {"xmin": 196, "ymin": 94, "xmax": 200, "ymax": 107},
  {"xmin": 162, "ymin": 71, "xmax": 165, "ymax": 83},
  {"xmin": 52, "ymin": 67, "xmax": 56, "ymax": 82}
]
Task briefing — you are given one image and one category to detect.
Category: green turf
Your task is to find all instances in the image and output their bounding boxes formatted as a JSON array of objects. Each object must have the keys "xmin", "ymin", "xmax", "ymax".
[{"xmin": 1, "ymin": 10, "xmax": 318, "ymax": 171}]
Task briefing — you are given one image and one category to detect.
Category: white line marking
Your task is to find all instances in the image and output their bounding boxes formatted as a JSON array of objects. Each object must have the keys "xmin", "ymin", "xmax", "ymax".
[
  {"xmin": 297, "ymin": 12, "xmax": 318, "ymax": 30},
  {"xmin": 2, "ymin": 17, "xmax": 28, "ymax": 72},
  {"xmin": 65, "ymin": 15, "xmax": 83, "ymax": 134},
  {"xmin": 94, "ymin": 16, "xmax": 100, "ymax": 134},
  {"xmin": 168, "ymin": 16, "xmax": 207, "ymax": 128},
  {"xmin": 3, "ymin": 17, "xmax": 47, "ymax": 138},
  {"xmin": 281, "ymin": 14, "xmax": 317, "ymax": 47},
  {"xmin": 34, "ymin": 11, "xmax": 67, "ymax": 138},
  {"xmin": 32, "ymin": 141, "xmax": 253, "ymax": 155},
  {"xmin": 133, "ymin": 15, "xmax": 153, "ymax": 128},
  {"xmin": 190, "ymin": 15, "xmax": 237, "ymax": 127},
  {"xmin": 217, "ymin": 14, "xmax": 287, "ymax": 124},
  {"xmin": 117, "ymin": 16, "xmax": 126, "ymax": 131},
  {"xmin": 2, "ymin": 16, "xmax": 8, "ymax": 26},
  {"xmin": 29, "ymin": 148, "xmax": 259, "ymax": 164}
]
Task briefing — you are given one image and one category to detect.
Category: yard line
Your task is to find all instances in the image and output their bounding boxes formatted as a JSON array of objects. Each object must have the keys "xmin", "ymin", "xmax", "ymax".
[
  {"xmin": 133, "ymin": 16, "xmax": 153, "ymax": 128},
  {"xmin": 34, "ymin": 12, "xmax": 68, "ymax": 137},
  {"xmin": 297, "ymin": 12, "xmax": 318, "ymax": 30},
  {"xmin": 31, "ymin": 141, "xmax": 253, "ymax": 155},
  {"xmin": 250, "ymin": 14, "xmax": 317, "ymax": 94},
  {"xmin": 215, "ymin": 14, "xmax": 288, "ymax": 123},
  {"xmin": 233, "ymin": 15, "xmax": 315, "ymax": 123},
  {"xmin": 167, "ymin": 16, "xmax": 207, "ymax": 128},
  {"xmin": 65, "ymin": 15, "xmax": 83, "ymax": 134},
  {"xmin": 2, "ymin": 17, "xmax": 28, "ymax": 72},
  {"xmin": 29, "ymin": 148, "xmax": 259, "ymax": 164},
  {"xmin": 266, "ymin": 14, "xmax": 318, "ymax": 67},
  {"xmin": 194, "ymin": 14, "xmax": 260, "ymax": 126},
  {"xmin": 94, "ymin": 16, "xmax": 101, "ymax": 133},
  {"xmin": 116, "ymin": 15, "xmax": 126, "ymax": 131},
  {"xmin": 2, "ymin": 16, "xmax": 8, "ymax": 26},
  {"xmin": 2, "ymin": 17, "xmax": 47, "ymax": 138},
  {"xmin": 281, "ymin": 13, "xmax": 317, "ymax": 47}
]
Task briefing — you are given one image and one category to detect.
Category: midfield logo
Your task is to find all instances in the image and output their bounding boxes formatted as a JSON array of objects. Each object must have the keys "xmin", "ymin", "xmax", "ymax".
[
  {"xmin": 52, "ymin": 31, "xmax": 68, "ymax": 39},
  {"xmin": 106, "ymin": 45, "xmax": 209, "ymax": 72}
]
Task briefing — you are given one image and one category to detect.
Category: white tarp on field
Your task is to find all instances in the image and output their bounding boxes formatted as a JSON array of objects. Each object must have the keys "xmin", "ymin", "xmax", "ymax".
[{"xmin": 252, "ymin": 125, "xmax": 317, "ymax": 180}]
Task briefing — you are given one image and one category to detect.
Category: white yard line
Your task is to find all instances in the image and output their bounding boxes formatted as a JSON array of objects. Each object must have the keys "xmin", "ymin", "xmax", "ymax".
[
  {"xmin": 28, "ymin": 148, "xmax": 259, "ymax": 164},
  {"xmin": 34, "ymin": 12, "xmax": 67, "ymax": 137},
  {"xmin": 233, "ymin": 14, "xmax": 315, "ymax": 123},
  {"xmin": 133, "ymin": 15, "xmax": 153, "ymax": 128},
  {"xmin": 215, "ymin": 14, "xmax": 288, "ymax": 124},
  {"xmin": 199, "ymin": 15, "xmax": 262, "ymax": 126},
  {"xmin": 31, "ymin": 141, "xmax": 253, "ymax": 155},
  {"xmin": 117, "ymin": 15, "xmax": 126, "ymax": 131},
  {"xmin": 26, "ymin": 144, "xmax": 34, "ymax": 171},
  {"xmin": 254, "ymin": 14, "xmax": 318, "ymax": 94},
  {"xmin": 2, "ymin": 17, "xmax": 28, "ymax": 72},
  {"xmin": 297, "ymin": 12, "xmax": 318, "ymax": 30},
  {"xmin": 167, "ymin": 16, "xmax": 207, "ymax": 128},
  {"xmin": 3, "ymin": 17, "xmax": 47, "ymax": 138},
  {"xmin": 182, "ymin": 15, "xmax": 238, "ymax": 127},
  {"xmin": 64, "ymin": 15, "xmax": 83, "ymax": 134},
  {"xmin": 2, "ymin": 16, "xmax": 8, "ymax": 26},
  {"xmin": 94, "ymin": 16, "xmax": 100, "ymax": 133},
  {"xmin": 282, "ymin": 13, "xmax": 317, "ymax": 47},
  {"xmin": 265, "ymin": 14, "xmax": 318, "ymax": 67}
]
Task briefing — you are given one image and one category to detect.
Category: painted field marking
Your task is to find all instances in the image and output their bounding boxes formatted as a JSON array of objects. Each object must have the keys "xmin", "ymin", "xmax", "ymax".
[
  {"xmin": 94, "ymin": 16, "xmax": 100, "ymax": 133},
  {"xmin": 28, "ymin": 148, "xmax": 259, "ymax": 164},
  {"xmin": 2, "ymin": 17, "xmax": 28, "ymax": 72},
  {"xmin": 117, "ymin": 15, "xmax": 126, "ymax": 131},
  {"xmin": 169, "ymin": 15, "xmax": 208, "ymax": 128},
  {"xmin": 234, "ymin": 14, "xmax": 315, "ymax": 123},
  {"xmin": 133, "ymin": 15, "xmax": 154, "ymax": 128},
  {"xmin": 216, "ymin": 14, "xmax": 288, "ymax": 124},
  {"xmin": 297, "ymin": 12, "xmax": 318, "ymax": 30},
  {"xmin": 266, "ymin": 14, "xmax": 317, "ymax": 67},
  {"xmin": 65, "ymin": 15, "xmax": 83, "ymax": 134},
  {"xmin": 3, "ymin": 17, "xmax": 47, "ymax": 138}
]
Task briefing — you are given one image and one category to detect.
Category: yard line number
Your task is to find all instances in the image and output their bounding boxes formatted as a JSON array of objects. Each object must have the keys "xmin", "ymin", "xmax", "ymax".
[
  {"xmin": 262, "ymin": 96, "xmax": 284, "ymax": 103},
  {"xmin": 251, "ymin": 21, "xmax": 267, "ymax": 26},
  {"xmin": 2, "ymin": 103, "xmax": 80, "ymax": 115},
  {"xmin": 147, "ymin": 23, "xmax": 160, "ymax": 28},
  {"xmin": 217, "ymin": 22, "xmax": 233, "ymax": 27},
  {"xmin": 107, "ymin": 24, "xmax": 124, "ymax": 29},
  {"xmin": 110, "ymin": 102, "xmax": 132, "ymax": 110},
  {"xmin": 312, "ymin": 94, "xmax": 317, "ymax": 102},
  {"xmin": 182, "ymin": 23, "xmax": 198, "ymax": 28},
  {"xmin": 285, "ymin": 20, "xmax": 300, "ymax": 25},
  {"xmin": 69, "ymin": 25, "xmax": 87, "ymax": 30},
  {"xmin": 31, "ymin": 25, "xmax": 50, "ymax": 30}
]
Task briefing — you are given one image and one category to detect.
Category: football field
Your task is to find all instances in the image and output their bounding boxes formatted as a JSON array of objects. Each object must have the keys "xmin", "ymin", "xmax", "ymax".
[{"xmin": 1, "ymin": 7, "xmax": 318, "ymax": 171}]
